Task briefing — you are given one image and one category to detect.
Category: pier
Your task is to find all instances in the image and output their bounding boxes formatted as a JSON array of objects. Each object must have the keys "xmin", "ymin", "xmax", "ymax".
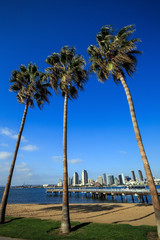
[{"xmin": 46, "ymin": 188, "xmax": 160, "ymax": 203}]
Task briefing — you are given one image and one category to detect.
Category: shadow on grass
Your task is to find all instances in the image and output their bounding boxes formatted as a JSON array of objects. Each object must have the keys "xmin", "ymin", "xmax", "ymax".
[
  {"xmin": 71, "ymin": 222, "xmax": 91, "ymax": 232},
  {"xmin": 4, "ymin": 217, "xmax": 24, "ymax": 224}
]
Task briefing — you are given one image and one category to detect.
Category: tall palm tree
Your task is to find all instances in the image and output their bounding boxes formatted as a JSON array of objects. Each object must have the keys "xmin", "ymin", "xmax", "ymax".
[
  {"xmin": 87, "ymin": 25, "xmax": 160, "ymax": 238},
  {"xmin": 0, "ymin": 63, "xmax": 51, "ymax": 224},
  {"xmin": 45, "ymin": 46, "xmax": 88, "ymax": 234}
]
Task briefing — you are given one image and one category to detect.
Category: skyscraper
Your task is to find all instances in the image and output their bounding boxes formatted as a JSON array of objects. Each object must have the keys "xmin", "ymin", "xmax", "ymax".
[
  {"xmin": 82, "ymin": 170, "xmax": 88, "ymax": 185},
  {"xmin": 107, "ymin": 175, "xmax": 114, "ymax": 185},
  {"xmin": 138, "ymin": 170, "xmax": 143, "ymax": 181},
  {"xmin": 118, "ymin": 173, "xmax": 125, "ymax": 185},
  {"xmin": 102, "ymin": 173, "xmax": 107, "ymax": 185},
  {"xmin": 73, "ymin": 172, "xmax": 79, "ymax": 186},
  {"xmin": 68, "ymin": 177, "xmax": 71, "ymax": 186},
  {"xmin": 131, "ymin": 170, "xmax": 136, "ymax": 181},
  {"xmin": 97, "ymin": 176, "xmax": 103, "ymax": 185}
]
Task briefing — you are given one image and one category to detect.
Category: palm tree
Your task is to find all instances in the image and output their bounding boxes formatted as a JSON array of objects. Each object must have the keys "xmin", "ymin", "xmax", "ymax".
[
  {"xmin": 45, "ymin": 46, "xmax": 88, "ymax": 234},
  {"xmin": 87, "ymin": 25, "xmax": 160, "ymax": 238},
  {"xmin": 0, "ymin": 63, "xmax": 51, "ymax": 224}
]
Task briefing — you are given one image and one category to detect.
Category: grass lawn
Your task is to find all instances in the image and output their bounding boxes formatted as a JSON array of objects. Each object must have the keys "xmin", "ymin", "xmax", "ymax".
[{"xmin": 0, "ymin": 217, "xmax": 157, "ymax": 240}]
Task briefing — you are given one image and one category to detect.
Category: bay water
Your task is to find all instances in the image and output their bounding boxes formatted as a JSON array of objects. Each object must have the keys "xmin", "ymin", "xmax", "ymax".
[{"xmin": 0, "ymin": 186, "xmax": 159, "ymax": 204}]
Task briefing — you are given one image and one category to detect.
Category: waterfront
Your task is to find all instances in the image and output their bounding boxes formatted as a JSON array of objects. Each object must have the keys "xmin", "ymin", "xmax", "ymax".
[{"xmin": 0, "ymin": 186, "xmax": 160, "ymax": 204}]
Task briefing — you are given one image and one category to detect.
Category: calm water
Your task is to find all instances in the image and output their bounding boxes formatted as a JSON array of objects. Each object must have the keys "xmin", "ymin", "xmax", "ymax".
[{"xmin": 1, "ymin": 186, "xmax": 159, "ymax": 204}]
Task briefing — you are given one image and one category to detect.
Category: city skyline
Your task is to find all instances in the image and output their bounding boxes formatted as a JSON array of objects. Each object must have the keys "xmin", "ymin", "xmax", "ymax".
[
  {"xmin": 57, "ymin": 169, "xmax": 147, "ymax": 187},
  {"xmin": 0, "ymin": 0, "xmax": 160, "ymax": 186}
]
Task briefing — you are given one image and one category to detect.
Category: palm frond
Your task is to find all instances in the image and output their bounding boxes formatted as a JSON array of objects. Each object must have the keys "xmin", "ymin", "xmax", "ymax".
[
  {"xmin": 9, "ymin": 63, "xmax": 51, "ymax": 109},
  {"xmin": 87, "ymin": 24, "xmax": 141, "ymax": 83},
  {"xmin": 117, "ymin": 25, "xmax": 135, "ymax": 37},
  {"xmin": 45, "ymin": 46, "xmax": 88, "ymax": 100}
]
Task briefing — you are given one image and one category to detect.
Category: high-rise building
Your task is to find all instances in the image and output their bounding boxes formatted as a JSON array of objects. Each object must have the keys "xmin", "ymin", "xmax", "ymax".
[
  {"xmin": 138, "ymin": 170, "xmax": 143, "ymax": 181},
  {"xmin": 82, "ymin": 170, "xmax": 88, "ymax": 185},
  {"xmin": 102, "ymin": 173, "xmax": 107, "ymax": 185},
  {"xmin": 114, "ymin": 177, "xmax": 118, "ymax": 185},
  {"xmin": 73, "ymin": 172, "xmax": 79, "ymax": 186},
  {"xmin": 96, "ymin": 176, "xmax": 103, "ymax": 185},
  {"xmin": 107, "ymin": 175, "xmax": 114, "ymax": 185},
  {"xmin": 68, "ymin": 177, "xmax": 71, "ymax": 186},
  {"xmin": 118, "ymin": 173, "xmax": 125, "ymax": 185},
  {"xmin": 70, "ymin": 177, "xmax": 73, "ymax": 186},
  {"xmin": 131, "ymin": 170, "xmax": 136, "ymax": 181}
]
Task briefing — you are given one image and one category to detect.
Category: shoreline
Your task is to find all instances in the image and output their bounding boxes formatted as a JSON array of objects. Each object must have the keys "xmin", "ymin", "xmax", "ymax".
[{"xmin": 4, "ymin": 202, "xmax": 156, "ymax": 226}]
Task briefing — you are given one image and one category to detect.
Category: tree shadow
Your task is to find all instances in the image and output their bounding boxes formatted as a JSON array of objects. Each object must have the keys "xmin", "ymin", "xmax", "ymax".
[
  {"xmin": 112, "ymin": 212, "xmax": 154, "ymax": 224},
  {"xmin": 4, "ymin": 217, "xmax": 24, "ymax": 224},
  {"xmin": 37, "ymin": 204, "xmax": 123, "ymax": 213},
  {"xmin": 135, "ymin": 203, "xmax": 152, "ymax": 207},
  {"xmin": 77, "ymin": 205, "xmax": 137, "ymax": 220},
  {"xmin": 35, "ymin": 204, "xmax": 137, "ymax": 220},
  {"xmin": 71, "ymin": 222, "xmax": 91, "ymax": 232}
]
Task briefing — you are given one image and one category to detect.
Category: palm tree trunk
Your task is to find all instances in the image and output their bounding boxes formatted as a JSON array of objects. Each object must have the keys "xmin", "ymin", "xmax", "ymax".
[
  {"xmin": 120, "ymin": 76, "xmax": 160, "ymax": 238},
  {"xmin": 61, "ymin": 93, "xmax": 71, "ymax": 234},
  {"xmin": 0, "ymin": 100, "xmax": 29, "ymax": 224}
]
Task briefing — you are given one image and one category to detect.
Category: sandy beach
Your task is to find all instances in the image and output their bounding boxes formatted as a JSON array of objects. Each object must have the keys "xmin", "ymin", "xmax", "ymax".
[{"xmin": 5, "ymin": 203, "xmax": 156, "ymax": 226}]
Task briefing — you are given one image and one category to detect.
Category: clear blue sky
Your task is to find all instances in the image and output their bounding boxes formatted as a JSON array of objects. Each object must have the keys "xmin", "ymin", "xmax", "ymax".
[{"xmin": 0, "ymin": 0, "xmax": 160, "ymax": 186}]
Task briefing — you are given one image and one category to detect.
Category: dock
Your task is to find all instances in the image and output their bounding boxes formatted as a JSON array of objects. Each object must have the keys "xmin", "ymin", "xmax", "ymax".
[{"xmin": 46, "ymin": 188, "xmax": 160, "ymax": 203}]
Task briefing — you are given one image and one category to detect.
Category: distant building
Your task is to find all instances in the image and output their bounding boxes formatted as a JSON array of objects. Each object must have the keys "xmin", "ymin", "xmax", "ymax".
[
  {"xmin": 125, "ymin": 176, "xmax": 131, "ymax": 182},
  {"xmin": 68, "ymin": 177, "xmax": 71, "ymax": 186},
  {"xmin": 96, "ymin": 176, "xmax": 103, "ymax": 185},
  {"xmin": 88, "ymin": 179, "xmax": 94, "ymax": 183},
  {"xmin": 82, "ymin": 170, "xmax": 88, "ymax": 185},
  {"xmin": 57, "ymin": 179, "xmax": 63, "ymax": 187},
  {"xmin": 114, "ymin": 177, "xmax": 118, "ymax": 186},
  {"xmin": 118, "ymin": 173, "xmax": 125, "ymax": 185},
  {"xmin": 102, "ymin": 173, "xmax": 107, "ymax": 185},
  {"xmin": 88, "ymin": 179, "xmax": 94, "ymax": 185},
  {"xmin": 94, "ymin": 182, "xmax": 101, "ymax": 187},
  {"xmin": 107, "ymin": 175, "xmax": 114, "ymax": 185},
  {"xmin": 70, "ymin": 177, "xmax": 73, "ymax": 186},
  {"xmin": 131, "ymin": 170, "xmax": 136, "ymax": 181},
  {"xmin": 73, "ymin": 172, "xmax": 79, "ymax": 186},
  {"xmin": 138, "ymin": 170, "xmax": 143, "ymax": 181}
]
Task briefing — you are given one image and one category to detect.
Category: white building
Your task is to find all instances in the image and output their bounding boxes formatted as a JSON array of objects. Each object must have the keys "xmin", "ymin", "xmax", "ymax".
[
  {"xmin": 57, "ymin": 179, "xmax": 63, "ymax": 187},
  {"xmin": 73, "ymin": 172, "xmax": 79, "ymax": 186}
]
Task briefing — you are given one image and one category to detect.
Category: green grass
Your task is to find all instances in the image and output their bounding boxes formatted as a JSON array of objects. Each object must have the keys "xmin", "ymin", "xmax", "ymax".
[{"xmin": 0, "ymin": 217, "xmax": 157, "ymax": 240}]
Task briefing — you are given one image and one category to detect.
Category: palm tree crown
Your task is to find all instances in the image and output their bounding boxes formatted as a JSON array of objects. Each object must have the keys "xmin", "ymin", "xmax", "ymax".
[
  {"xmin": 87, "ymin": 25, "xmax": 142, "ymax": 83},
  {"xmin": 9, "ymin": 63, "xmax": 51, "ymax": 109},
  {"xmin": 45, "ymin": 46, "xmax": 88, "ymax": 98}
]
